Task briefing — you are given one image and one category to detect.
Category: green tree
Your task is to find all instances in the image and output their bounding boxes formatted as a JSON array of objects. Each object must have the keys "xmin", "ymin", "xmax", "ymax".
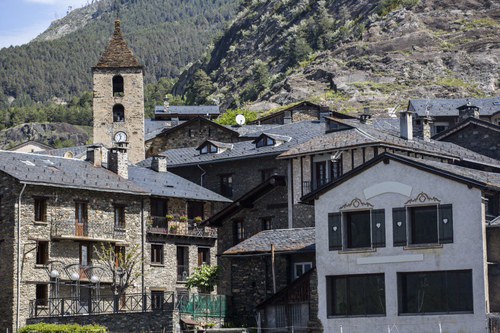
[
  {"xmin": 215, "ymin": 109, "xmax": 258, "ymax": 125},
  {"xmin": 185, "ymin": 69, "xmax": 216, "ymax": 105}
]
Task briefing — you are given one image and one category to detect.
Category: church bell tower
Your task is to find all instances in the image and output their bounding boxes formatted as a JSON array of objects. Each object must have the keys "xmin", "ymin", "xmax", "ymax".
[{"xmin": 92, "ymin": 20, "xmax": 145, "ymax": 163}]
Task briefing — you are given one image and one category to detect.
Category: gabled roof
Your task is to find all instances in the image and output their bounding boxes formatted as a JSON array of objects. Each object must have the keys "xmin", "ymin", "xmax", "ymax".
[
  {"xmin": 94, "ymin": 20, "xmax": 142, "ymax": 69},
  {"xmin": 251, "ymin": 133, "xmax": 292, "ymax": 144},
  {"xmin": 0, "ymin": 150, "xmax": 147, "ymax": 195},
  {"xmin": 301, "ymin": 152, "xmax": 500, "ymax": 204},
  {"xmin": 140, "ymin": 121, "xmax": 325, "ymax": 168},
  {"xmin": 408, "ymin": 97, "xmax": 500, "ymax": 117},
  {"xmin": 222, "ymin": 227, "xmax": 315, "ymax": 256},
  {"xmin": 279, "ymin": 118, "xmax": 500, "ymax": 169},
  {"xmin": 249, "ymin": 101, "xmax": 342, "ymax": 124},
  {"xmin": 128, "ymin": 166, "xmax": 231, "ymax": 203},
  {"xmin": 196, "ymin": 140, "xmax": 233, "ymax": 151},
  {"xmin": 7, "ymin": 141, "xmax": 53, "ymax": 152},
  {"xmin": 433, "ymin": 117, "xmax": 500, "ymax": 140},
  {"xmin": 204, "ymin": 175, "xmax": 286, "ymax": 226},
  {"xmin": 155, "ymin": 105, "xmax": 220, "ymax": 115},
  {"xmin": 145, "ymin": 116, "xmax": 239, "ymax": 143}
]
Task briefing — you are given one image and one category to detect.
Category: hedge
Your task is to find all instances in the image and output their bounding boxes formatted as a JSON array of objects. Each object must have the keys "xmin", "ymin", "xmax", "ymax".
[{"xmin": 20, "ymin": 323, "xmax": 108, "ymax": 333}]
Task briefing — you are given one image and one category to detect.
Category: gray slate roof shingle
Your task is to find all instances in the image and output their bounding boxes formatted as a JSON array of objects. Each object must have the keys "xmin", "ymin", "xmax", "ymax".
[
  {"xmin": 0, "ymin": 150, "xmax": 147, "ymax": 195},
  {"xmin": 223, "ymin": 228, "xmax": 315, "ymax": 255},
  {"xmin": 409, "ymin": 97, "xmax": 500, "ymax": 116},
  {"xmin": 141, "ymin": 121, "xmax": 325, "ymax": 167},
  {"xmin": 155, "ymin": 106, "xmax": 220, "ymax": 115},
  {"xmin": 128, "ymin": 166, "xmax": 231, "ymax": 202}
]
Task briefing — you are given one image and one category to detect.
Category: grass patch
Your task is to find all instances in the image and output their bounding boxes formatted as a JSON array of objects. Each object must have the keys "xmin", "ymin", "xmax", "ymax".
[
  {"xmin": 352, "ymin": 81, "xmax": 407, "ymax": 94},
  {"xmin": 378, "ymin": 0, "xmax": 420, "ymax": 17}
]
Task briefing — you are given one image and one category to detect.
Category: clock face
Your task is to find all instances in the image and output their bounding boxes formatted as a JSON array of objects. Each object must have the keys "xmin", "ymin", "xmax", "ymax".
[{"xmin": 114, "ymin": 131, "xmax": 127, "ymax": 142}]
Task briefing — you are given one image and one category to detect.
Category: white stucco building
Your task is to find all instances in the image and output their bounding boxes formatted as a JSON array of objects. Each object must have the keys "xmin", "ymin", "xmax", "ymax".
[{"xmin": 303, "ymin": 152, "xmax": 500, "ymax": 333}]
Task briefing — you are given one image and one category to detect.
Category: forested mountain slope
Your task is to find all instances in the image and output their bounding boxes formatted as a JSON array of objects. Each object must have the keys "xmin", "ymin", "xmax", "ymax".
[
  {"xmin": 0, "ymin": 0, "xmax": 239, "ymax": 105},
  {"xmin": 175, "ymin": 0, "xmax": 499, "ymax": 114}
]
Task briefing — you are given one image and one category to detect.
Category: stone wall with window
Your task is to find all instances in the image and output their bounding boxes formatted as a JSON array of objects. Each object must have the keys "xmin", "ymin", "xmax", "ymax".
[{"xmin": 314, "ymin": 159, "xmax": 488, "ymax": 332}]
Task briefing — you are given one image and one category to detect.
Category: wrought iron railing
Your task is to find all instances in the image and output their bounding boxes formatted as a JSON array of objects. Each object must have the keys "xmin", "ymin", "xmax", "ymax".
[
  {"xmin": 51, "ymin": 220, "xmax": 127, "ymax": 241},
  {"xmin": 29, "ymin": 292, "xmax": 175, "ymax": 318},
  {"xmin": 177, "ymin": 293, "xmax": 229, "ymax": 319},
  {"xmin": 302, "ymin": 177, "xmax": 332, "ymax": 195},
  {"xmin": 147, "ymin": 217, "xmax": 217, "ymax": 238}
]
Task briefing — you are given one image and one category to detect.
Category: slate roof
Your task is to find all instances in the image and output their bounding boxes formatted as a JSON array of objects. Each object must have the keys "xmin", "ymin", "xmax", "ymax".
[
  {"xmin": 144, "ymin": 119, "xmax": 176, "ymax": 141},
  {"xmin": 40, "ymin": 144, "xmax": 106, "ymax": 159},
  {"xmin": 0, "ymin": 150, "xmax": 147, "ymax": 195},
  {"xmin": 433, "ymin": 117, "xmax": 500, "ymax": 140},
  {"xmin": 222, "ymin": 228, "xmax": 315, "ymax": 256},
  {"xmin": 94, "ymin": 20, "xmax": 141, "ymax": 69},
  {"xmin": 224, "ymin": 124, "xmax": 283, "ymax": 137},
  {"xmin": 301, "ymin": 152, "xmax": 500, "ymax": 203},
  {"xmin": 197, "ymin": 140, "xmax": 234, "ymax": 151},
  {"xmin": 142, "ymin": 121, "xmax": 325, "ymax": 167},
  {"xmin": 408, "ymin": 97, "xmax": 500, "ymax": 117},
  {"xmin": 155, "ymin": 105, "xmax": 220, "ymax": 115},
  {"xmin": 128, "ymin": 166, "xmax": 231, "ymax": 202},
  {"xmin": 279, "ymin": 118, "xmax": 500, "ymax": 169}
]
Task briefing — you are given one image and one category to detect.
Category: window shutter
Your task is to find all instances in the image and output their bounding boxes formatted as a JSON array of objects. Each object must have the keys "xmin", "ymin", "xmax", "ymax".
[
  {"xmin": 371, "ymin": 209, "xmax": 386, "ymax": 248},
  {"xmin": 392, "ymin": 207, "xmax": 407, "ymax": 247},
  {"xmin": 439, "ymin": 204, "xmax": 453, "ymax": 244},
  {"xmin": 328, "ymin": 212, "xmax": 342, "ymax": 250}
]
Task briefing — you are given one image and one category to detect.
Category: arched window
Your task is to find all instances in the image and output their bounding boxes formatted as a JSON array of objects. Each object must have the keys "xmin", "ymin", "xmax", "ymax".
[
  {"xmin": 113, "ymin": 75, "xmax": 124, "ymax": 96},
  {"xmin": 113, "ymin": 104, "xmax": 125, "ymax": 122}
]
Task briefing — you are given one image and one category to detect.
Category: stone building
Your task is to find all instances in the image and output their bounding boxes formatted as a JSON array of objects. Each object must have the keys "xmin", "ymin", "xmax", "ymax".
[
  {"xmin": 0, "ymin": 146, "xmax": 229, "ymax": 332},
  {"xmin": 92, "ymin": 20, "xmax": 145, "ymax": 164},
  {"xmin": 306, "ymin": 152, "xmax": 500, "ymax": 333}
]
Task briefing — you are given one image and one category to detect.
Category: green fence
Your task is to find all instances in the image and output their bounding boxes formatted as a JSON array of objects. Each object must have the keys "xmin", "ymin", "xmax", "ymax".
[{"xmin": 177, "ymin": 294, "xmax": 228, "ymax": 319}]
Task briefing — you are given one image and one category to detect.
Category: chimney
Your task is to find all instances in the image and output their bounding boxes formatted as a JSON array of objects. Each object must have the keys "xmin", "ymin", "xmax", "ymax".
[
  {"xmin": 458, "ymin": 101, "xmax": 480, "ymax": 121},
  {"xmin": 422, "ymin": 115, "xmax": 433, "ymax": 142},
  {"xmin": 151, "ymin": 155, "xmax": 167, "ymax": 173},
  {"xmin": 163, "ymin": 95, "xmax": 170, "ymax": 112},
  {"xmin": 283, "ymin": 111, "xmax": 292, "ymax": 124},
  {"xmin": 108, "ymin": 142, "xmax": 128, "ymax": 179},
  {"xmin": 400, "ymin": 110, "xmax": 414, "ymax": 140},
  {"xmin": 86, "ymin": 145, "xmax": 102, "ymax": 167}
]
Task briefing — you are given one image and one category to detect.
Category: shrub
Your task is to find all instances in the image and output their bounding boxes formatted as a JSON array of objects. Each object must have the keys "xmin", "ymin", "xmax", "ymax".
[
  {"xmin": 20, "ymin": 323, "xmax": 108, "ymax": 333},
  {"xmin": 186, "ymin": 265, "xmax": 221, "ymax": 293}
]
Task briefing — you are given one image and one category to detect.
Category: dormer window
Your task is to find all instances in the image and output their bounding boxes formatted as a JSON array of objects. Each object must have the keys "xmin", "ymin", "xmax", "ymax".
[
  {"xmin": 113, "ymin": 75, "xmax": 124, "ymax": 97},
  {"xmin": 200, "ymin": 144, "xmax": 218, "ymax": 154},
  {"xmin": 256, "ymin": 136, "xmax": 275, "ymax": 148}
]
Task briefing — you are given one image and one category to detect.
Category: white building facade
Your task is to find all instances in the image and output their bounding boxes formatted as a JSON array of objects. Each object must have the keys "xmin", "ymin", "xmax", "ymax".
[{"xmin": 311, "ymin": 153, "xmax": 498, "ymax": 333}]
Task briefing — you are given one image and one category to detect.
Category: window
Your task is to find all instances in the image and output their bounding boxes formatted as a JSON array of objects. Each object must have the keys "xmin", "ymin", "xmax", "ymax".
[
  {"xmin": 114, "ymin": 205, "xmax": 126, "ymax": 229},
  {"xmin": 233, "ymin": 219, "xmax": 245, "ymax": 245},
  {"xmin": 261, "ymin": 217, "xmax": 273, "ymax": 231},
  {"xmin": 112, "ymin": 75, "xmax": 124, "ymax": 96},
  {"xmin": 35, "ymin": 284, "xmax": 49, "ymax": 307},
  {"xmin": 80, "ymin": 243, "xmax": 91, "ymax": 267},
  {"xmin": 198, "ymin": 247, "xmax": 210, "ymax": 266},
  {"xmin": 34, "ymin": 198, "xmax": 47, "ymax": 222},
  {"xmin": 150, "ymin": 198, "xmax": 168, "ymax": 217},
  {"xmin": 331, "ymin": 157, "xmax": 343, "ymax": 180},
  {"xmin": 200, "ymin": 144, "xmax": 218, "ymax": 154},
  {"xmin": 151, "ymin": 291, "xmax": 164, "ymax": 310},
  {"xmin": 220, "ymin": 174, "xmax": 233, "ymax": 198},
  {"xmin": 392, "ymin": 204, "xmax": 453, "ymax": 247},
  {"xmin": 113, "ymin": 104, "xmax": 125, "ymax": 122},
  {"xmin": 398, "ymin": 270, "xmax": 473, "ymax": 314},
  {"xmin": 36, "ymin": 241, "xmax": 48, "ymax": 265},
  {"xmin": 187, "ymin": 201, "xmax": 204, "ymax": 220},
  {"xmin": 151, "ymin": 244, "xmax": 164, "ymax": 265},
  {"xmin": 177, "ymin": 246, "xmax": 189, "ymax": 281},
  {"xmin": 256, "ymin": 136, "xmax": 275, "ymax": 148},
  {"xmin": 345, "ymin": 211, "xmax": 371, "ymax": 249},
  {"xmin": 327, "ymin": 274, "xmax": 385, "ymax": 317},
  {"xmin": 115, "ymin": 246, "xmax": 125, "ymax": 268},
  {"xmin": 294, "ymin": 262, "xmax": 312, "ymax": 279},
  {"xmin": 260, "ymin": 168, "xmax": 276, "ymax": 182},
  {"xmin": 328, "ymin": 209, "xmax": 385, "ymax": 251},
  {"xmin": 75, "ymin": 202, "xmax": 88, "ymax": 237}
]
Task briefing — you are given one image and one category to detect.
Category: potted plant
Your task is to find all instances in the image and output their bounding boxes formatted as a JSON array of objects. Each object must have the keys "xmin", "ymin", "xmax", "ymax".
[
  {"xmin": 179, "ymin": 215, "xmax": 188, "ymax": 222},
  {"xmin": 169, "ymin": 224, "xmax": 178, "ymax": 234},
  {"xmin": 194, "ymin": 216, "xmax": 203, "ymax": 224},
  {"xmin": 166, "ymin": 214, "xmax": 174, "ymax": 222}
]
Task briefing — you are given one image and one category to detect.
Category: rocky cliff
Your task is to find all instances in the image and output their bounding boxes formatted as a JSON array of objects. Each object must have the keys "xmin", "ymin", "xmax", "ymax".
[{"xmin": 175, "ymin": 0, "xmax": 499, "ymax": 115}]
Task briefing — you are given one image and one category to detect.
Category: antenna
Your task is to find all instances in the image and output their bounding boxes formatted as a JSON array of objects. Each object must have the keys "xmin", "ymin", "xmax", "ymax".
[{"xmin": 235, "ymin": 114, "xmax": 246, "ymax": 126}]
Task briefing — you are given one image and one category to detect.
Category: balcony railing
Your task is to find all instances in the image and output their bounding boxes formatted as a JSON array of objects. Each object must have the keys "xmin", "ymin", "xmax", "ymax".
[
  {"xmin": 51, "ymin": 220, "xmax": 127, "ymax": 241},
  {"xmin": 302, "ymin": 177, "xmax": 332, "ymax": 195},
  {"xmin": 147, "ymin": 217, "xmax": 217, "ymax": 238},
  {"xmin": 177, "ymin": 293, "xmax": 229, "ymax": 319},
  {"xmin": 29, "ymin": 292, "xmax": 175, "ymax": 318}
]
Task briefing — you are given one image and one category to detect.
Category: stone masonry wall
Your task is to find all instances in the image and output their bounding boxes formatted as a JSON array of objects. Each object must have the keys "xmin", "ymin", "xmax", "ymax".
[
  {"xmin": 146, "ymin": 119, "xmax": 242, "ymax": 157},
  {"xmin": 440, "ymin": 125, "xmax": 500, "ymax": 160},
  {"xmin": 93, "ymin": 67, "xmax": 145, "ymax": 163}
]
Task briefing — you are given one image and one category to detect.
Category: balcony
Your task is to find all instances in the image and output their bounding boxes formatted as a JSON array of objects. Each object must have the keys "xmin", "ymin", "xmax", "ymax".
[
  {"xmin": 302, "ymin": 177, "xmax": 332, "ymax": 196},
  {"xmin": 147, "ymin": 217, "xmax": 217, "ymax": 239},
  {"xmin": 51, "ymin": 220, "xmax": 127, "ymax": 243}
]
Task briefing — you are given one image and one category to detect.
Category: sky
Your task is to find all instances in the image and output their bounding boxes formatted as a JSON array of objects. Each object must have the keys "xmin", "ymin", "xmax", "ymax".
[{"xmin": 0, "ymin": 0, "xmax": 90, "ymax": 49}]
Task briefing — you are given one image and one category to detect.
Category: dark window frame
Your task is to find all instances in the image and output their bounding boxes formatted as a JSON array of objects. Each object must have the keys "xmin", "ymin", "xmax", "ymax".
[
  {"xmin": 36, "ymin": 284, "xmax": 49, "ymax": 307},
  {"xmin": 177, "ymin": 246, "xmax": 189, "ymax": 281},
  {"xmin": 398, "ymin": 270, "xmax": 473, "ymax": 315},
  {"xmin": 36, "ymin": 241, "xmax": 49, "ymax": 265},
  {"xmin": 113, "ymin": 104, "xmax": 125, "ymax": 122},
  {"xmin": 114, "ymin": 204, "xmax": 126, "ymax": 229},
  {"xmin": 197, "ymin": 247, "xmax": 210, "ymax": 266},
  {"xmin": 327, "ymin": 273, "xmax": 386, "ymax": 317},
  {"xmin": 200, "ymin": 143, "xmax": 218, "ymax": 154},
  {"xmin": 151, "ymin": 290, "xmax": 164, "ymax": 310},
  {"xmin": 233, "ymin": 219, "xmax": 245, "ymax": 245},
  {"xmin": 112, "ymin": 75, "xmax": 124, "ymax": 96},
  {"xmin": 220, "ymin": 174, "xmax": 233, "ymax": 198},
  {"xmin": 408, "ymin": 205, "xmax": 438, "ymax": 245},
  {"xmin": 345, "ymin": 210, "xmax": 372, "ymax": 249},
  {"xmin": 256, "ymin": 136, "xmax": 275, "ymax": 148},
  {"xmin": 34, "ymin": 197, "xmax": 47, "ymax": 222},
  {"xmin": 151, "ymin": 244, "xmax": 164, "ymax": 265},
  {"xmin": 261, "ymin": 217, "xmax": 273, "ymax": 231}
]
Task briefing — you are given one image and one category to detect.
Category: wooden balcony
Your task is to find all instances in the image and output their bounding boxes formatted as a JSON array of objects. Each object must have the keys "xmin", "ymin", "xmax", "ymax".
[
  {"xmin": 147, "ymin": 217, "xmax": 217, "ymax": 239},
  {"xmin": 51, "ymin": 220, "xmax": 127, "ymax": 243}
]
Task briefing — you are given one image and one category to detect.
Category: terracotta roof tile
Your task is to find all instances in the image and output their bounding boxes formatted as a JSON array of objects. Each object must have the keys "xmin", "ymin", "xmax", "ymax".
[{"xmin": 94, "ymin": 20, "xmax": 141, "ymax": 69}]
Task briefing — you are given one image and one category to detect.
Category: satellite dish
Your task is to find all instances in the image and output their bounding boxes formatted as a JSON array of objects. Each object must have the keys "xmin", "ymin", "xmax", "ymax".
[{"xmin": 235, "ymin": 114, "xmax": 246, "ymax": 126}]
